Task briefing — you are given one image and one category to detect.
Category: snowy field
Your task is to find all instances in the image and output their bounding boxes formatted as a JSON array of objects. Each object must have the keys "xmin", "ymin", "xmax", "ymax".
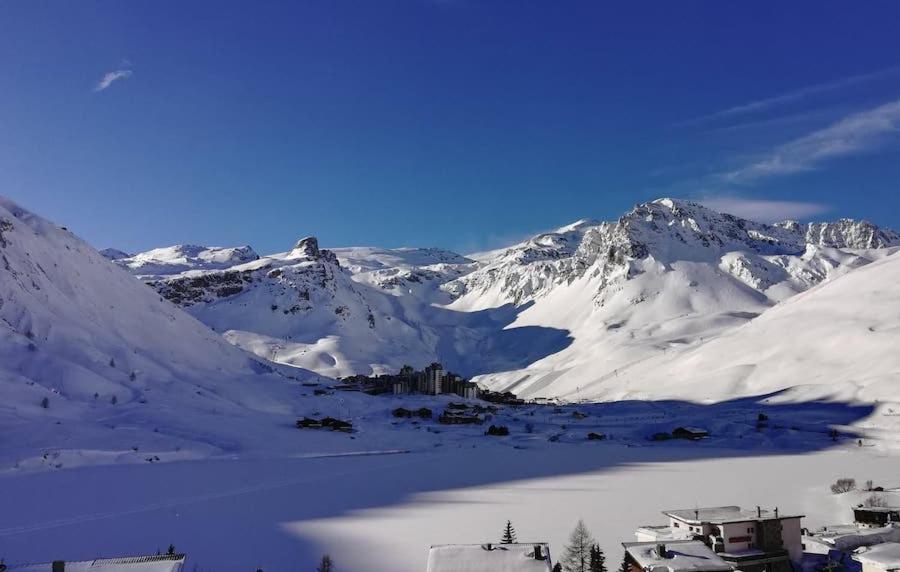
[{"xmin": 3, "ymin": 397, "xmax": 899, "ymax": 572}]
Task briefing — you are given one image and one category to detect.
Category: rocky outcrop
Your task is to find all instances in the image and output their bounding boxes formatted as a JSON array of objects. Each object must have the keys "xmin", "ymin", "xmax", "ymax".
[
  {"xmin": 290, "ymin": 236, "xmax": 339, "ymax": 265},
  {"xmin": 445, "ymin": 198, "xmax": 900, "ymax": 307}
]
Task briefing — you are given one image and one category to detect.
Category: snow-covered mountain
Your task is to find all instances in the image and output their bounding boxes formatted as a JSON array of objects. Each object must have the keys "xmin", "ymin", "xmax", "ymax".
[
  {"xmin": 109, "ymin": 244, "xmax": 260, "ymax": 279},
  {"xmin": 110, "ymin": 198, "xmax": 900, "ymax": 402},
  {"xmin": 447, "ymin": 199, "xmax": 900, "ymax": 310},
  {"xmin": 0, "ymin": 197, "xmax": 332, "ymax": 468}
]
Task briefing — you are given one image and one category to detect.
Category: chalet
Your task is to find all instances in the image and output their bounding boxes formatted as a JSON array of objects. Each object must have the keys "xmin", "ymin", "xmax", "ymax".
[
  {"xmin": 426, "ymin": 543, "xmax": 552, "ymax": 572},
  {"xmin": 802, "ymin": 523, "xmax": 900, "ymax": 556},
  {"xmin": 296, "ymin": 417, "xmax": 352, "ymax": 432},
  {"xmin": 320, "ymin": 417, "xmax": 353, "ymax": 432},
  {"xmin": 636, "ymin": 506, "xmax": 804, "ymax": 572},
  {"xmin": 856, "ymin": 507, "xmax": 900, "ymax": 529},
  {"xmin": 5, "ymin": 553, "xmax": 186, "ymax": 571},
  {"xmin": 296, "ymin": 417, "xmax": 323, "ymax": 428},
  {"xmin": 622, "ymin": 541, "xmax": 732, "ymax": 572},
  {"xmin": 392, "ymin": 407, "xmax": 433, "ymax": 419},
  {"xmin": 671, "ymin": 427, "xmax": 709, "ymax": 440},
  {"xmin": 855, "ymin": 542, "xmax": 900, "ymax": 572},
  {"xmin": 333, "ymin": 383, "xmax": 362, "ymax": 392},
  {"xmin": 485, "ymin": 425, "xmax": 510, "ymax": 436},
  {"xmin": 438, "ymin": 410, "xmax": 483, "ymax": 425},
  {"xmin": 393, "ymin": 407, "xmax": 414, "ymax": 418}
]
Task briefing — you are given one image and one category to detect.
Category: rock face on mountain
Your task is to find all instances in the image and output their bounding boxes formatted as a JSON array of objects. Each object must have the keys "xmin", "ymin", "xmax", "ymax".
[
  {"xmin": 116, "ymin": 197, "xmax": 900, "ymax": 401},
  {"xmin": 446, "ymin": 199, "xmax": 900, "ymax": 310}
]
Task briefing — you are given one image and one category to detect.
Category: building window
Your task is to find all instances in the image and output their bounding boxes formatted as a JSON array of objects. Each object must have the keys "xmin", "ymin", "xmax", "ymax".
[{"xmin": 674, "ymin": 523, "xmax": 680, "ymax": 528}]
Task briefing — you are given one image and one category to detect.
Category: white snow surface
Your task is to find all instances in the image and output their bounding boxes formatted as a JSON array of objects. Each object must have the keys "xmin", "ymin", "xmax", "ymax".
[{"xmin": 425, "ymin": 543, "xmax": 553, "ymax": 572}]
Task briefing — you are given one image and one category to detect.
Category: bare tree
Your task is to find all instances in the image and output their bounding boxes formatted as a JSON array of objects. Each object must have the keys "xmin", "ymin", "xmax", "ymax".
[
  {"xmin": 563, "ymin": 520, "xmax": 596, "ymax": 572},
  {"xmin": 864, "ymin": 494, "xmax": 888, "ymax": 507},
  {"xmin": 830, "ymin": 478, "xmax": 856, "ymax": 494}
]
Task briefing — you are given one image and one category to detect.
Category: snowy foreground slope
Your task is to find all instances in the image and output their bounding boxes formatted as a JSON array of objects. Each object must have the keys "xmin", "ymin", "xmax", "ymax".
[
  {"xmin": 116, "ymin": 198, "xmax": 900, "ymax": 402},
  {"xmin": 0, "ymin": 197, "xmax": 375, "ymax": 469}
]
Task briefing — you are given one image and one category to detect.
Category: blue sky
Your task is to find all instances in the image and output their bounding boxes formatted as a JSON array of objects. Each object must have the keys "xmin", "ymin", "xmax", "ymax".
[{"xmin": 3, "ymin": 1, "xmax": 900, "ymax": 255}]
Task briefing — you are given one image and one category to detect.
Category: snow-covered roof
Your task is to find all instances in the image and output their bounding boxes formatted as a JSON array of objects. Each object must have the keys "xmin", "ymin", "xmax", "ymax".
[
  {"xmin": 426, "ymin": 543, "xmax": 553, "ymax": 572},
  {"xmin": 805, "ymin": 523, "xmax": 900, "ymax": 552},
  {"xmin": 637, "ymin": 525, "xmax": 692, "ymax": 541},
  {"xmin": 7, "ymin": 554, "xmax": 185, "ymax": 571},
  {"xmin": 664, "ymin": 506, "xmax": 802, "ymax": 524},
  {"xmin": 855, "ymin": 542, "xmax": 900, "ymax": 570},
  {"xmin": 623, "ymin": 540, "xmax": 732, "ymax": 572},
  {"xmin": 855, "ymin": 507, "xmax": 900, "ymax": 514}
]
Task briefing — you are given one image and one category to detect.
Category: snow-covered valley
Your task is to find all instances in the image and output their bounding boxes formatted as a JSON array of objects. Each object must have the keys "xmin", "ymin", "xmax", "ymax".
[{"xmin": 3, "ymin": 195, "xmax": 900, "ymax": 571}]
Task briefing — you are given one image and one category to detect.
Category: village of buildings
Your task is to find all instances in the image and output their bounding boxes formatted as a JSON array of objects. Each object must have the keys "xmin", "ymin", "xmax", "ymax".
[
  {"xmin": 10, "ymin": 485, "xmax": 899, "ymax": 572},
  {"xmin": 422, "ymin": 490, "xmax": 900, "ymax": 572},
  {"xmin": 336, "ymin": 362, "xmax": 485, "ymax": 400},
  {"xmin": 4, "ymin": 366, "xmax": 894, "ymax": 572}
]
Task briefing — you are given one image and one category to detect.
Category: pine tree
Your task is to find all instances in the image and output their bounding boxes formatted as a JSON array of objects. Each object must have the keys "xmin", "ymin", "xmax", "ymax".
[
  {"xmin": 619, "ymin": 555, "xmax": 630, "ymax": 572},
  {"xmin": 317, "ymin": 555, "xmax": 334, "ymax": 572},
  {"xmin": 501, "ymin": 520, "xmax": 518, "ymax": 544},
  {"xmin": 553, "ymin": 564, "xmax": 563, "ymax": 572},
  {"xmin": 562, "ymin": 520, "xmax": 596, "ymax": 572},
  {"xmin": 589, "ymin": 545, "xmax": 607, "ymax": 572}
]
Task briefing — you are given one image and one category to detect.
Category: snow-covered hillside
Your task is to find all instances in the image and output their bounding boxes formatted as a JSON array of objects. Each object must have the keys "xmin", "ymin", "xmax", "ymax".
[
  {"xmin": 469, "ymin": 199, "xmax": 900, "ymax": 402},
  {"xmin": 0, "ymin": 197, "xmax": 344, "ymax": 469},
  {"xmin": 112, "ymin": 198, "xmax": 900, "ymax": 403},
  {"xmin": 588, "ymin": 251, "xmax": 900, "ymax": 403}
]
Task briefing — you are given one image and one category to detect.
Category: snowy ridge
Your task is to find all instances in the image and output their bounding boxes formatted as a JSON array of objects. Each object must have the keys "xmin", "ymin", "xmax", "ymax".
[
  {"xmin": 447, "ymin": 198, "xmax": 900, "ymax": 310},
  {"xmin": 111, "ymin": 197, "xmax": 900, "ymax": 403},
  {"xmin": 111, "ymin": 244, "xmax": 259, "ymax": 279}
]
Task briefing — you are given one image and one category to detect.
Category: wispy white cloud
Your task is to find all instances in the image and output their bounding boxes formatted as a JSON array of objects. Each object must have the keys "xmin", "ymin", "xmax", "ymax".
[
  {"xmin": 94, "ymin": 69, "xmax": 133, "ymax": 92},
  {"xmin": 697, "ymin": 197, "xmax": 830, "ymax": 222},
  {"xmin": 721, "ymin": 99, "xmax": 900, "ymax": 183},
  {"xmin": 679, "ymin": 65, "xmax": 900, "ymax": 127}
]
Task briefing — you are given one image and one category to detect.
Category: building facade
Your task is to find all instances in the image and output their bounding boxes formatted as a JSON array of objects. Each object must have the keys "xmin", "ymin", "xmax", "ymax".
[{"xmin": 636, "ymin": 506, "xmax": 804, "ymax": 572}]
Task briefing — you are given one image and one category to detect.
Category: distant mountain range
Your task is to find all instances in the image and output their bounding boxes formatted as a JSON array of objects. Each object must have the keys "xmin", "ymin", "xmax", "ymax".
[{"xmin": 98, "ymin": 197, "xmax": 900, "ymax": 402}]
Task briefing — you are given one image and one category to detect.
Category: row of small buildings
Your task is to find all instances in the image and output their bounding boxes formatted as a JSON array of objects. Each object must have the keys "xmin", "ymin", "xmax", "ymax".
[{"xmin": 425, "ymin": 502, "xmax": 900, "ymax": 572}]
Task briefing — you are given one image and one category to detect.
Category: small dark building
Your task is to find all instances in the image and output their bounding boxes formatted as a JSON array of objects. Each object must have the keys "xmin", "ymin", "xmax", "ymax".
[
  {"xmin": 672, "ymin": 427, "xmax": 709, "ymax": 440},
  {"xmin": 485, "ymin": 425, "xmax": 509, "ymax": 436},
  {"xmin": 854, "ymin": 506, "xmax": 900, "ymax": 527}
]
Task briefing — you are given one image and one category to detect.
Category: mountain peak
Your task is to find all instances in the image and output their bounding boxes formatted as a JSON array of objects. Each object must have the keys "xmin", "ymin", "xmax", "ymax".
[{"xmin": 292, "ymin": 236, "xmax": 321, "ymax": 258}]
